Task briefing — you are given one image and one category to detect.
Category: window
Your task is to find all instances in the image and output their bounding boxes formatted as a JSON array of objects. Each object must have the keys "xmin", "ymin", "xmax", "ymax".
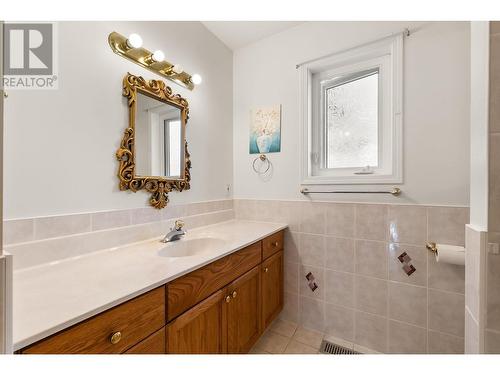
[{"xmin": 300, "ymin": 35, "xmax": 403, "ymax": 184}]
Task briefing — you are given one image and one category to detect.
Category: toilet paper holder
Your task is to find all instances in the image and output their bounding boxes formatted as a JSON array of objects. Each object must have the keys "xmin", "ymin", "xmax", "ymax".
[{"xmin": 426, "ymin": 242, "xmax": 438, "ymax": 254}]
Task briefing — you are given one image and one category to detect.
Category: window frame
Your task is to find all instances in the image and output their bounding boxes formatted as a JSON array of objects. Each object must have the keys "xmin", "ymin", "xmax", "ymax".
[{"xmin": 300, "ymin": 34, "xmax": 403, "ymax": 185}]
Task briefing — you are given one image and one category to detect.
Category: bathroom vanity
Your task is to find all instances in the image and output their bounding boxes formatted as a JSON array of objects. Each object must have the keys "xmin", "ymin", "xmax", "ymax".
[{"xmin": 14, "ymin": 222, "xmax": 286, "ymax": 354}]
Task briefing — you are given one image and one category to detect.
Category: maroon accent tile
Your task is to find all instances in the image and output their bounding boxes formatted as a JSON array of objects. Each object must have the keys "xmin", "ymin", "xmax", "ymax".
[{"xmin": 402, "ymin": 264, "xmax": 416, "ymax": 276}]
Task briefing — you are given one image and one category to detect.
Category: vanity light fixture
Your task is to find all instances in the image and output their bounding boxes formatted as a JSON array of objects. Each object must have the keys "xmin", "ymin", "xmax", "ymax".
[
  {"xmin": 191, "ymin": 73, "xmax": 202, "ymax": 85},
  {"xmin": 152, "ymin": 50, "xmax": 165, "ymax": 62},
  {"xmin": 108, "ymin": 31, "xmax": 198, "ymax": 90},
  {"xmin": 126, "ymin": 33, "xmax": 143, "ymax": 49}
]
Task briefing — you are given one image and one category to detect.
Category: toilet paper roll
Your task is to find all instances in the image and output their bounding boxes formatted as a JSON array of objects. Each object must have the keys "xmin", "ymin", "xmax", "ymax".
[{"xmin": 435, "ymin": 244, "xmax": 465, "ymax": 266}]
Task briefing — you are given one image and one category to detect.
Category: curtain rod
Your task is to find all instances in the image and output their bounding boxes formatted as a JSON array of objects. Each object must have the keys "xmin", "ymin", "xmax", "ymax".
[{"xmin": 295, "ymin": 27, "xmax": 412, "ymax": 69}]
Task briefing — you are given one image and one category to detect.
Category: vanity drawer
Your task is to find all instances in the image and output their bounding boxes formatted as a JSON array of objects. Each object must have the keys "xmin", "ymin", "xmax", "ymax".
[
  {"xmin": 167, "ymin": 242, "xmax": 262, "ymax": 321},
  {"xmin": 23, "ymin": 286, "xmax": 166, "ymax": 354},
  {"xmin": 262, "ymin": 230, "xmax": 284, "ymax": 260}
]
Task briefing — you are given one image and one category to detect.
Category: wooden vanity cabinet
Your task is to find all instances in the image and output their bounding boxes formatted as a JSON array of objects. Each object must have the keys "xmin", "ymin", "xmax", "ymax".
[
  {"xmin": 125, "ymin": 328, "xmax": 166, "ymax": 354},
  {"xmin": 225, "ymin": 266, "xmax": 261, "ymax": 353},
  {"xmin": 22, "ymin": 286, "xmax": 166, "ymax": 354},
  {"xmin": 20, "ymin": 230, "xmax": 285, "ymax": 355},
  {"xmin": 261, "ymin": 251, "xmax": 284, "ymax": 330},
  {"xmin": 166, "ymin": 290, "xmax": 226, "ymax": 354}
]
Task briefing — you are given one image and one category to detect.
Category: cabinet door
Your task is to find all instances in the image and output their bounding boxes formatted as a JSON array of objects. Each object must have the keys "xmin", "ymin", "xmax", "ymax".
[
  {"xmin": 125, "ymin": 328, "xmax": 166, "ymax": 354},
  {"xmin": 226, "ymin": 266, "xmax": 261, "ymax": 353},
  {"xmin": 166, "ymin": 290, "xmax": 225, "ymax": 354},
  {"xmin": 261, "ymin": 250, "xmax": 283, "ymax": 330}
]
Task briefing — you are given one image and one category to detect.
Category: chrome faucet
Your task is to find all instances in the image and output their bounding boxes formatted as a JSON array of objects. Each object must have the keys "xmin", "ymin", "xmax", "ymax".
[{"xmin": 161, "ymin": 220, "xmax": 186, "ymax": 243}]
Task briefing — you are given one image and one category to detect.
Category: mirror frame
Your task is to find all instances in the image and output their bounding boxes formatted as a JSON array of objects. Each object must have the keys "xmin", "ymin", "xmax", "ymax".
[{"xmin": 116, "ymin": 73, "xmax": 191, "ymax": 209}]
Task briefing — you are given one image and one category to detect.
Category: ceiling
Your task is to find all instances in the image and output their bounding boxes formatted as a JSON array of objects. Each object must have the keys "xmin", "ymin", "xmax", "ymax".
[{"xmin": 202, "ymin": 21, "xmax": 303, "ymax": 50}]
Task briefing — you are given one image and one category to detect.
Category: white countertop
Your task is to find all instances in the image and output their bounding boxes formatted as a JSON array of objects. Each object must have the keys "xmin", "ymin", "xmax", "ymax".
[{"xmin": 12, "ymin": 220, "xmax": 287, "ymax": 350}]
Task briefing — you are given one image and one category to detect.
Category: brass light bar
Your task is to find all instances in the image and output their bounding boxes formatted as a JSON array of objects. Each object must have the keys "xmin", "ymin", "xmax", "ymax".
[{"xmin": 108, "ymin": 31, "xmax": 195, "ymax": 90}]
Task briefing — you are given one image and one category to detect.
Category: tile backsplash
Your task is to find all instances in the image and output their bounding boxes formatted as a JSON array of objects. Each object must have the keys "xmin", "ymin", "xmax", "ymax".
[
  {"xmin": 3, "ymin": 198, "xmax": 468, "ymax": 354},
  {"xmin": 4, "ymin": 200, "xmax": 234, "ymax": 270},
  {"xmin": 234, "ymin": 199, "xmax": 468, "ymax": 354}
]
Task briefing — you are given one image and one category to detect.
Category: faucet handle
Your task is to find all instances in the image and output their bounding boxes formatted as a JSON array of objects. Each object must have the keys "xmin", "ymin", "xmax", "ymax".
[{"xmin": 174, "ymin": 219, "xmax": 185, "ymax": 230}]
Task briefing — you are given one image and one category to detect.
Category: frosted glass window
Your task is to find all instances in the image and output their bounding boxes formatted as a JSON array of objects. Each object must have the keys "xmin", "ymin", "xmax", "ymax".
[{"xmin": 325, "ymin": 72, "xmax": 379, "ymax": 169}]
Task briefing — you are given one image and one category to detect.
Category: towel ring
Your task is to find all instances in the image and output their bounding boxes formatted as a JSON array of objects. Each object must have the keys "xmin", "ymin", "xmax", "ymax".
[{"xmin": 252, "ymin": 154, "xmax": 271, "ymax": 174}]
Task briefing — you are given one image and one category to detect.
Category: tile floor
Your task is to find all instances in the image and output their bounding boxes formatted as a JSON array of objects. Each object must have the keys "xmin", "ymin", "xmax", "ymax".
[
  {"xmin": 249, "ymin": 319, "xmax": 381, "ymax": 354},
  {"xmin": 249, "ymin": 320, "xmax": 322, "ymax": 354}
]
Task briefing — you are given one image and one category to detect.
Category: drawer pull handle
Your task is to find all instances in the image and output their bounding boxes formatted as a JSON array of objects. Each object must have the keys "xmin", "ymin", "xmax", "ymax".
[
  {"xmin": 232, "ymin": 291, "xmax": 237, "ymax": 298},
  {"xmin": 225, "ymin": 295, "xmax": 231, "ymax": 303},
  {"xmin": 110, "ymin": 331, "xmax": 122, "ymax": 345},
  {"xmin": 264, "ymin": 267, "xmax": 269, "ymax": 273},
  {"xmin": 272, "ymin": 241, "xmax": 279, "ymax": 247}
]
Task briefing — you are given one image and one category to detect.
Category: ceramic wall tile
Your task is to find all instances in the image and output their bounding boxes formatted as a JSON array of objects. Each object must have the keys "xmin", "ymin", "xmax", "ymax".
[
  {"xmin": 325, "ymin": 203, "xmax": 355, "ymax": 238},
  {"xmin": 325, "ymin": 236, "xmax": 355, "ymax": 273},
  {"xmin": 388, "ymin": 243, "xmax": 427, "ymax": 287},
  {"xmin": 427, "ymin": 206, "xmax": 469, "ymax": 246},
  {"xmin": 91, "ymin": 210, "xmax": 131, "ymax": 231},
  {"xmin": 34, "ymin": 213, "xmax": 91, "ymax": 240},
  {"xmin": 299, "ymin": 233, "xmax": 326, "ymax": 267},
  {"xmin": 300, "ymin": 202, "xmax": 326, "ymax": 234},
  {"xmin": 3, "ymin": 219, "xmax": 34, "ymax": 245},
  {"xmin": 428, "ymin": 289, "xmax": 465, "ymax": 337},
  {"xmin": 428, "ymin": 251, "xmax": 465, "ymax": 294},
  {"xmin": 299, "ymin": 264, "xmax": 325, "ymax": 300},
  {"xmin": 285, "ymin": 261, "xmax": 299, "ymax": 294},
  {"xmin": 428, "ymin": 330, "xmax": 464, "ymax": 354},
  {"xmin": 355, "ymin": 204, "xmax": 388, "ymax": 241},
  {"xmin": 325, "ymin": 303, "xmax": 355, "ymax": 342},
  {"xmin": 388, "ymin": 320, "xmax": 427, "ymax": 354},
  {"xmin": 284, "ymin": 230, "xmax": 299, "ymax": 264},
  {"xmin": 299, "ymin": 296, "xmax": 325, "ymax": 332},
  {"xmin": 281, "ymin": 292, "xmax": 299, "ymax": 323},
  {"xmin": 355, "ymin": 240, "xmax": 388, "ymax": 279},
  {"xmin": 465, "ymin": 308, "xmax": 480, "ymax": 353},
  {"xmin": 130, "ymin": 207, "xmax": 162, "ymax": 225},
  {"xmin": 354, "ymin": 275, "xmax": 388, "ymax": 316},
  {"xmin": 388, "ymin": 205, "xmax": 427, "ymax": 245},
  {"xmin": 324, "ymin": 270, "xmax": 354, "ymax": 307},
  {"xmin": 485, "ymin": 329, "xmax": 500, "ymax": 353},
  {"xmin": 354, "ymin": 311, "xmax": 388, "ymax": 353},
  {"xmin": 388, "ymin": 282, "xmax": 427, "ymax": 328}
]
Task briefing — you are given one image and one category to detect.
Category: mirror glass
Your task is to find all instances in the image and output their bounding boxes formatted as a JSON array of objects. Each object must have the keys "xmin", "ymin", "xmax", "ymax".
[{"xmin": 135, "ymin": 91, "xmax": 184, "ymax": 178}]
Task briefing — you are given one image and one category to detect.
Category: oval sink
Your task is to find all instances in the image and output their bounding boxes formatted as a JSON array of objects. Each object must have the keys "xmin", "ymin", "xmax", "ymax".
[{"xmin": 157, "ymin": 237, "xmax": 226, "ymax": 258}]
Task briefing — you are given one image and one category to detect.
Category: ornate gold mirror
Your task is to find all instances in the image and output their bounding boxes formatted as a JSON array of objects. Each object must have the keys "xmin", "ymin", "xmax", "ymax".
[{"xmin": 116, "ymin": 73, "xmax": 191, "ymax": 209}]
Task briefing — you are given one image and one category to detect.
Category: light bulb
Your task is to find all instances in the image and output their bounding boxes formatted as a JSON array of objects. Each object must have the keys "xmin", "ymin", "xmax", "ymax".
[
  {"xmin": 191, "ymin": 74, "xmax": 202, "ymax": 85},
  {"xmin": 152, "ymin": 50, "xmax": 165, "ymax": 62},
  {"xmin": 126, "ymin": 33, "xmax": 142, "ymax": 49},
  {"xmin": 172, "ymin": 64, "xmax": 183, "ymax": 74}
]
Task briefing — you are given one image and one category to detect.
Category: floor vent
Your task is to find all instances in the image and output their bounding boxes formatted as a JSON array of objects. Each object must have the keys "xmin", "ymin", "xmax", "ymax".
[{"xmin": 319, "ymin": 340, "xmax": 360, "ymax": 355}]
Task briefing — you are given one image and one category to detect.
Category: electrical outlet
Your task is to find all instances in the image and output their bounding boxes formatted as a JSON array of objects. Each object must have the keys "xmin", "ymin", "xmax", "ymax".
[{"xmin": 488, "ymin": 242, "xmax": 500, "ymax": 255}]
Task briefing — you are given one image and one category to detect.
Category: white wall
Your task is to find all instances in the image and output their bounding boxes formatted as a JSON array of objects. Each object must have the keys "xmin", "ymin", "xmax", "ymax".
[
  {"xmin": 4, "ymin": 21, "xmax": 233, "ymax": 219},
  {"xmin": 233, "ymin": 21, "xmax": 471, "ymax": 206}
]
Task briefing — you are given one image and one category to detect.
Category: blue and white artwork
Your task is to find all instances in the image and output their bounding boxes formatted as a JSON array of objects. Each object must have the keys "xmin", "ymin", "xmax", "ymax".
[{"xmin": 249, "ymin": 105, "xmax": 281, "ymax": 154}]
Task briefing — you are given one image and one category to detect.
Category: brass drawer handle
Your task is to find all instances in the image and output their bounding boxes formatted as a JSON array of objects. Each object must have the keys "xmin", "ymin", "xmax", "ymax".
[
  {"xmin": 110, "ymin": 331, "xmax": 122, "ymax": 345},
  {"xmin": 272, "ymin": 241, "xmax": 279, "ymax": 247},
  {"xmin": 225, "ymin": 295, "xmax": 231, "ymax": 303},
  {"xmin": 232, "ymin": 291, "xmax": 237, "ymax": 298},
  {"xmin": 264, "ymin": 267, "xmax": 269, "ymax": 273}
]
